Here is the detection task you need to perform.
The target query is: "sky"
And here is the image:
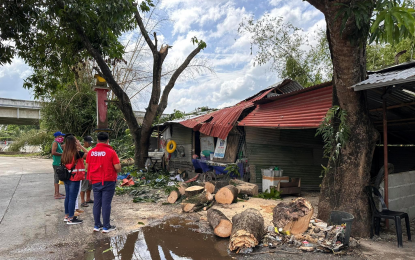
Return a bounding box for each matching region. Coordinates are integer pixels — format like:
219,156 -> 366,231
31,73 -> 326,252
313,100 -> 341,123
0,0 -> 325,114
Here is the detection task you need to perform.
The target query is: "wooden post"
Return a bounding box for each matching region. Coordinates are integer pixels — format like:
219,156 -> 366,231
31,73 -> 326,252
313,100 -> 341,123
382,87 -> 389,229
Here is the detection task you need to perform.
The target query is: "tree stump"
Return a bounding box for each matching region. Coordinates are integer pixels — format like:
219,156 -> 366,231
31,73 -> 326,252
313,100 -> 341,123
167,190 -> 181,204
178,183 -> 188,195
215,185 -> 238,204
181,191 -> 213,213
229,208 -> 264,252
229,179 -> 258,196
272,197 -> 313,235
207,209 -> 232,238
184,185 -> 204,197
204,182 -> 215,194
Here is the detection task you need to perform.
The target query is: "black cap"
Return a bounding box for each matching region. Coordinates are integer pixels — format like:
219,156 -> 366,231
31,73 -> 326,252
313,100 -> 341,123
84,136 -> 94,143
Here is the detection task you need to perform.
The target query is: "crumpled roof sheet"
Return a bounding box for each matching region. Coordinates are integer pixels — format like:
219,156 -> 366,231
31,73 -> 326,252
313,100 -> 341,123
353,67 -> 415,90
239,85 -> 332,128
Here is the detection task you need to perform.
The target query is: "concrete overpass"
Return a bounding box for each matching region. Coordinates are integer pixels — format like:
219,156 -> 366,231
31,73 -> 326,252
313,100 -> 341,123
0,98 -> 165,125
0,98 -> 42,125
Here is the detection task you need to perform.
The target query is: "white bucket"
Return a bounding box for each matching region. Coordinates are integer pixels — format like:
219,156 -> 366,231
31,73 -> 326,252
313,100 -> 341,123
262,175 -> 288,192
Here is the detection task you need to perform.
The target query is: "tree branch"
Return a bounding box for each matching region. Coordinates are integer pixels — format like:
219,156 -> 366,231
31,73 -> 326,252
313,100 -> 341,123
306,0 -> 326,14
156,44 -> 204,115
134,7 -> 156,53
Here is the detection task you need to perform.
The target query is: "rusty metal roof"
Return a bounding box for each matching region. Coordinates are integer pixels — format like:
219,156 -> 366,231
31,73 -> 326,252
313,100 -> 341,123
180,79 -> 304,139
239,85 -> 333,128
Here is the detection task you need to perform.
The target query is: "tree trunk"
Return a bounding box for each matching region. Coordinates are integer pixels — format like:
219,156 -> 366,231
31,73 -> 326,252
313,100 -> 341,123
181,191 -> 213,213
215,185 -> 238,204
207,208 -> 232,238
272,197 -> 313,235
229,208 -> 264,252
306,0 -> 379,237
167,190 -> 181,204
229,179 -> 258,196
184,186 -> 205,197
204,182 -> 215,194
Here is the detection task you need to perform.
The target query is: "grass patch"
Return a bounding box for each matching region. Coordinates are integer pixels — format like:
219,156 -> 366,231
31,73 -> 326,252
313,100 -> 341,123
0,153 -> 41,157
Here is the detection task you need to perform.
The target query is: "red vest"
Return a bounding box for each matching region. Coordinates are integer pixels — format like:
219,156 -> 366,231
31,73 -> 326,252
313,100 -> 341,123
86,143 -> 120,185
65,156 -> 86,182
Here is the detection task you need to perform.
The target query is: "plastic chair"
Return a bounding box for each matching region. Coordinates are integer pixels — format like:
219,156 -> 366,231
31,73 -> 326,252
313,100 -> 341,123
365,186 -> 411,247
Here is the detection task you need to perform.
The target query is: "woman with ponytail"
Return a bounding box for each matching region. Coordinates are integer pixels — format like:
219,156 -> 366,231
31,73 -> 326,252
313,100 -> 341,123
61,135 -> 88,224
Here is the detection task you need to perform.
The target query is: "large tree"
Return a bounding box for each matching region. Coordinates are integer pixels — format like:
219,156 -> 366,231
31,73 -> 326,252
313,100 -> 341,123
305,0 -> 414,236
243,0 -> 415,236
0,0 -> 206,167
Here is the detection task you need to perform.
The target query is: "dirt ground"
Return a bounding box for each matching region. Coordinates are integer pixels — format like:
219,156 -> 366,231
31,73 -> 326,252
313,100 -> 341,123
1,156 -> 414,260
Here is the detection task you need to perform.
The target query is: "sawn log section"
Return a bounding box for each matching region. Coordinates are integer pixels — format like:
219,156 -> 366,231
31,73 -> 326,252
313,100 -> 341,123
207,208 -> 232,238
229,208 -> 264,252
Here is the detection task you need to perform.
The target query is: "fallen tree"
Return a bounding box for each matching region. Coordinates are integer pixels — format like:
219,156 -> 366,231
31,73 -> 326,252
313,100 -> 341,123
215,185 -> 238,204
167,190 -> 181,204
229,208 -> 264,252
272,197 -> 313,235
185,186 -> 204,197
204,182 -> 215,194
229,179 -> 258,196
207,208 -> 232,238
181,191 -> 213,213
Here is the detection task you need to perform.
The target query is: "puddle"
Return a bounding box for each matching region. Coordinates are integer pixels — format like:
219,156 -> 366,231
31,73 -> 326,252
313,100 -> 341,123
80,218 -> 233,260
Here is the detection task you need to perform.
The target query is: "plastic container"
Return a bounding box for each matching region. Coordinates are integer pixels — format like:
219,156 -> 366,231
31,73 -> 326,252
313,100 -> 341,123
209,152 -> 214,160
329,211 -> 354,246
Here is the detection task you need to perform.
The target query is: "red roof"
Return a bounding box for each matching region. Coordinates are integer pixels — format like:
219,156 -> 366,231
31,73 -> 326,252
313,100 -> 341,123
239,85 -> 333,128
180,87 -> 275,139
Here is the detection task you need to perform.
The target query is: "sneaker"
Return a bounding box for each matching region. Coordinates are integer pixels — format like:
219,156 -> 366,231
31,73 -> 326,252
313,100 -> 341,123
64,217 -> 69,222
93,225 -> 103,232
67,217 -> 83,225
102,225 -> 116,233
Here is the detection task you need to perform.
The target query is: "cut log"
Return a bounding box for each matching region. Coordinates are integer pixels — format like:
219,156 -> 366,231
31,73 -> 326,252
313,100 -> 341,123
272,197 -> 313,235
215,185 -> 238,204
204,182 -> 215,194
181,191 -> 214,213
229,179 -> 258,196
167,190 -> 181,204
178,183 -> 188,195
185,185 -> 204,197
229,208 -> 264,252
207,208 -> 232,238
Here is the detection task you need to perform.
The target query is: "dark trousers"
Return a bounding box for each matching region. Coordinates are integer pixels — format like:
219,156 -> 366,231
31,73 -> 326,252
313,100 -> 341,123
64,180 -> 81,218
92,181 -> 116,228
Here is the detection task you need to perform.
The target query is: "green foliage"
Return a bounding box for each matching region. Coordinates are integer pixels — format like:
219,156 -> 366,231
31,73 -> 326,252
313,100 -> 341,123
255,187 -> 281,200
40,76 -> 96,137
191,36 -> 207,50
224,164 -> 240,177
239,15 -> 332,87
316,106 -> 350,176
111,129 -> 134,160
367,38 -> 414,70
154,109 -> 186,125
370,1 -> 415,45
7,129 -> 54,155
0,0 -> 137,95
335,1 -> 374,45
0,125 -> 40,141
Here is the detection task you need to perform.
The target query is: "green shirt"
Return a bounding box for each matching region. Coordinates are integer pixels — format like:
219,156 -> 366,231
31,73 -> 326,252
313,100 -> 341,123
52,141 -> 63,166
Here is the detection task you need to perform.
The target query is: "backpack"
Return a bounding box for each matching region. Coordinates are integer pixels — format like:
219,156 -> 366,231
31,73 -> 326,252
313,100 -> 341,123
56,163 -> 76,181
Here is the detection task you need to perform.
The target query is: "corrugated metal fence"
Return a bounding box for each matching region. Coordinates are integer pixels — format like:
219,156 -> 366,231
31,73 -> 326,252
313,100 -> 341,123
245,127 -> 326,191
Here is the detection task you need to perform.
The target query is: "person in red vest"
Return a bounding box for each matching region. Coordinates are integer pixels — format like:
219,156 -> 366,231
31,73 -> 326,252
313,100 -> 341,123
61,135 -> 88,224
86,132 -> 121,233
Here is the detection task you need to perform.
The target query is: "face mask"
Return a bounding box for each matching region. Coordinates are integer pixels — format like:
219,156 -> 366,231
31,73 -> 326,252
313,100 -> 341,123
55,137 -> 64,143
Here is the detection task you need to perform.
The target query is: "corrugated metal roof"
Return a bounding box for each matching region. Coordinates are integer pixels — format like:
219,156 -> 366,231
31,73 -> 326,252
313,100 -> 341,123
180,79 -> 304,139
239,85 -> 332,128
353,67 -> 415,91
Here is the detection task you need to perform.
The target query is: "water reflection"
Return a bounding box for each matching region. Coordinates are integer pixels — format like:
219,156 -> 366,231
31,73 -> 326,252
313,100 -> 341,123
83,218 -> 232,260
